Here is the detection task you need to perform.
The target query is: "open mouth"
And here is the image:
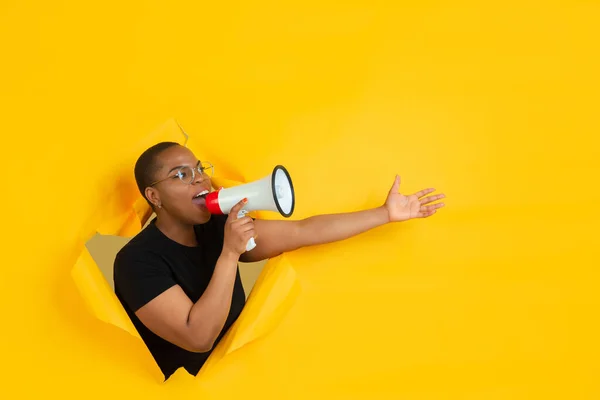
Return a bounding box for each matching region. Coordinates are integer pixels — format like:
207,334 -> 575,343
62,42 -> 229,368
192,190 -> 210,207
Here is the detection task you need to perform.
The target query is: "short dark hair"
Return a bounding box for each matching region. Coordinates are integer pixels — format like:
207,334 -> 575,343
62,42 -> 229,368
134,141 -> 180,205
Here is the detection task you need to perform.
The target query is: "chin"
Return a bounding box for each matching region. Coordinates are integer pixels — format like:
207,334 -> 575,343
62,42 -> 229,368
192,210 -> 212,225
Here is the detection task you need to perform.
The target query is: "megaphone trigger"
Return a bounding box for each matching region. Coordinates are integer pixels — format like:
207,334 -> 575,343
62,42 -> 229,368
246,236 -> 257,252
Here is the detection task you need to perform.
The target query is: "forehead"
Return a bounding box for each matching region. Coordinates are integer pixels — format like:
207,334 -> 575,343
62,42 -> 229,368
156,145 -> 198,169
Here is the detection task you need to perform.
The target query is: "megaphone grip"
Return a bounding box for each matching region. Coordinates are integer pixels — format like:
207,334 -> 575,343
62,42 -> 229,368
246,237 -> 256,252
236,209 -> 256,252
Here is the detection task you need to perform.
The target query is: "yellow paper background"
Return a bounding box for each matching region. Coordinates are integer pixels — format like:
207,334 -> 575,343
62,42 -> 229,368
1,1 -> 599,398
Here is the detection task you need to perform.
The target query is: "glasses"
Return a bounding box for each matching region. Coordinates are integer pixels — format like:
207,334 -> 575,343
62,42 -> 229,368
149,160 -> 214,187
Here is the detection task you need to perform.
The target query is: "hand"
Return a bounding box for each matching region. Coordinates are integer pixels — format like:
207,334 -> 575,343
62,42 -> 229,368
383,175 -> 445,222
222,198 -> 256,256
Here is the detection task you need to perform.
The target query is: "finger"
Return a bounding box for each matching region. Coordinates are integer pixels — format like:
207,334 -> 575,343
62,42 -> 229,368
413,188 -> 436,198
420,203 -> 444,213
418,209 -> 437,218
233,216 -> 254,226
239,225 -> 256,235
420,194 -> 445,205
229,198 -> 248,219
389,175 -> 401,194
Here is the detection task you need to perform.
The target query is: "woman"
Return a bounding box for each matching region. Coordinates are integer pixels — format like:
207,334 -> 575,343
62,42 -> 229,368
114,141 -> 445,380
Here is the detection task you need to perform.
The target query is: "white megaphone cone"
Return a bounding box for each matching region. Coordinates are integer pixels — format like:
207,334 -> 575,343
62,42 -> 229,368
204,165 -> 295,251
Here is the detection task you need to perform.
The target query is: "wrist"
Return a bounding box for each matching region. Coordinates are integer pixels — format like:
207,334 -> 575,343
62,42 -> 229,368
374,205 -> 391,224
219,249 -> 240,264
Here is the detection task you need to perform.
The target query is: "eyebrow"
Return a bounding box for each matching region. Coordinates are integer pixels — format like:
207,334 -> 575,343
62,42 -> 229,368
167,165 -> 184,174
166,160 -> 200,175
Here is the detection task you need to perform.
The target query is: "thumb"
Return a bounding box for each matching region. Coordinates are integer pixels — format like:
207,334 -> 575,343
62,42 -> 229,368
389,174 -> 401,194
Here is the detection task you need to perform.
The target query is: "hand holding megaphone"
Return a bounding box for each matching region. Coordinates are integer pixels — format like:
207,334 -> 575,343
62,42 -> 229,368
236,208 -> 257,251
221,198 -> 258,255
206,165 -> 295,252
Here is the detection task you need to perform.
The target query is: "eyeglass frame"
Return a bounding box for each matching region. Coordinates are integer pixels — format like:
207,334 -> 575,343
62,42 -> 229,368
149,160 -> 214,187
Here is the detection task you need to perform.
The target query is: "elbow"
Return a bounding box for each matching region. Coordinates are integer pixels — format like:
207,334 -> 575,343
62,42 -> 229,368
295,220 -> 314,249
184,327 -> 220,353
187,336 -> 215,353
181,314 -> 224,353
192,343 -> 214,353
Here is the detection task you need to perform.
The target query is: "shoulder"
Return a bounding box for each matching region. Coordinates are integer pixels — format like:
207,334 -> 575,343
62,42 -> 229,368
113,227 -> 177,311
113,224 -> 168,281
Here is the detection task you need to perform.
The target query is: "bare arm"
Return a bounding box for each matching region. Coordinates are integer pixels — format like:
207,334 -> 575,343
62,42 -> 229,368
296,206 -> 390,246
240,206 -> 389,263
135,250 -> 240,352
240,176 -> 445,263
134,199 -> 255,353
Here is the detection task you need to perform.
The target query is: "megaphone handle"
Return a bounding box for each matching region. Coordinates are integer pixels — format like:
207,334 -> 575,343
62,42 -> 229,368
237,209 -> 257,252
246,237 -> 256,252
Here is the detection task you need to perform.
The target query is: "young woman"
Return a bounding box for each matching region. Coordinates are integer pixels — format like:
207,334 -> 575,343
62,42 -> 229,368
114,141 -> 445,380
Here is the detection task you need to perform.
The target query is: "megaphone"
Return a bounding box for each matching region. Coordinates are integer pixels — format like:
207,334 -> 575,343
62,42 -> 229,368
205,165 -> 295,251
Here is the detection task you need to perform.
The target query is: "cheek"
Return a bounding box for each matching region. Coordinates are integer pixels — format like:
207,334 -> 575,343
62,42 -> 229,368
163,186 -> 192,206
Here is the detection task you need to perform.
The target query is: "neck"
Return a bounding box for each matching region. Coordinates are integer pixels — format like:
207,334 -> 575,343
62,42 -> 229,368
154,213 -> 198,247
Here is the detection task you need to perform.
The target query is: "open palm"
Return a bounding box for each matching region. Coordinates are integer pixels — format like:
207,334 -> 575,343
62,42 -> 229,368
384,175 -> 445,222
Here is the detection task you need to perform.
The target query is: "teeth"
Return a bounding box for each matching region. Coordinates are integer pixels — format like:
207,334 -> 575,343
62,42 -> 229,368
194,190 -> 209,198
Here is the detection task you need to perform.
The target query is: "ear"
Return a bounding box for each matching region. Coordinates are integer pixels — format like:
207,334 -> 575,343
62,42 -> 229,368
145,187 -> 161,208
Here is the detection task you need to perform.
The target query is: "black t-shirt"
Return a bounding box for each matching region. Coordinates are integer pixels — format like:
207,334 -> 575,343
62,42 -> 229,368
113,214 -> 246,380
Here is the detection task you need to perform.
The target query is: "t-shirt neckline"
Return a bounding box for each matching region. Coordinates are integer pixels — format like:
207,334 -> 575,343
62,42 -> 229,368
148,218 -> 203,250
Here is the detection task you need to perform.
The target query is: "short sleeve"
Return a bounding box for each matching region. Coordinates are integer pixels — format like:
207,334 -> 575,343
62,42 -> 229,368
113,250 -> 177,312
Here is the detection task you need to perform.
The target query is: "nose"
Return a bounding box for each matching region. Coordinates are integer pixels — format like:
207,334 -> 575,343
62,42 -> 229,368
193,170 -> 208,184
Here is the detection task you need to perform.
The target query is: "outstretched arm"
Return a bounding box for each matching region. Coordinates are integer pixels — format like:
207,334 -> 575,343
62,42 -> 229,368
240,175 -> 445,263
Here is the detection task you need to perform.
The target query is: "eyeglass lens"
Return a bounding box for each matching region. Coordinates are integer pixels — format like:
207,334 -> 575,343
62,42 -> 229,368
177,162 -> 213,184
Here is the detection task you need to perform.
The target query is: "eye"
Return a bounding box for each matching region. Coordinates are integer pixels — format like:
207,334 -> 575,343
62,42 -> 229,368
176,171 -> 188,179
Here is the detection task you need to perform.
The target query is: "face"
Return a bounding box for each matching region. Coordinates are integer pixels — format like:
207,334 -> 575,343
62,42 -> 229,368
145,145 -> 214,225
